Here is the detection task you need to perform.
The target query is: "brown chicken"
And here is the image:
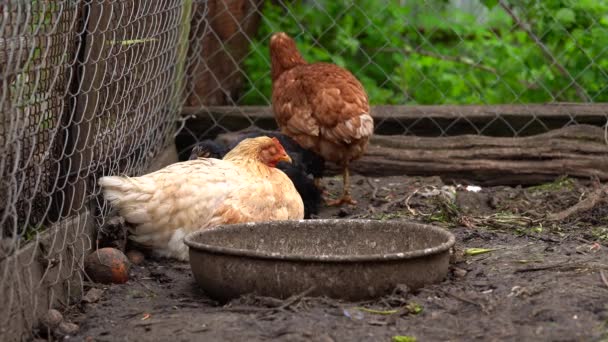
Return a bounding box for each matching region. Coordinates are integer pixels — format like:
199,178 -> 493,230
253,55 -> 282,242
98,136 -> 304,261
270,32 -> 374,206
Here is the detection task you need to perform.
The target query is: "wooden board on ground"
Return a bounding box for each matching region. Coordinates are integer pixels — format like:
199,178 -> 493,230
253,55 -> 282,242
182,103 -> 608,138
215,124 -> 608,186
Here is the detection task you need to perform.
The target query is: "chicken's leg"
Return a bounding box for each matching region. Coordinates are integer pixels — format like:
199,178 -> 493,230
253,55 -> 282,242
325,165 -> 356,206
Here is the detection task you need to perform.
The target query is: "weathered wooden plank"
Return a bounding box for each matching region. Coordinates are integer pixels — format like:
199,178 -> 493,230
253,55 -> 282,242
185,0 -> 263,106
347,124 -> 608,185
63,0 -> 110,217
213,124 -> 608,186
181,103 -> 608,138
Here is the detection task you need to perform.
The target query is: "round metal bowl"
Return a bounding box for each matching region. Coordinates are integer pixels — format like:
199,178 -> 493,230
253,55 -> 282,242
184,219 -> 455,301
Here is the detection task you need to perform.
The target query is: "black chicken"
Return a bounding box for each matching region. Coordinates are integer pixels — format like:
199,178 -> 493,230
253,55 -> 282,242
189,131 -> 325,219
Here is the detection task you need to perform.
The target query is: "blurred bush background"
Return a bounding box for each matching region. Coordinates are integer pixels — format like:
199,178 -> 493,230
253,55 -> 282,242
239,0 -> 608,105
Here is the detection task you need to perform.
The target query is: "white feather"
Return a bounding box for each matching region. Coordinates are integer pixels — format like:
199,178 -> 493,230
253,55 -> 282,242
98,158 -> 304,261
358,113 -> 374,138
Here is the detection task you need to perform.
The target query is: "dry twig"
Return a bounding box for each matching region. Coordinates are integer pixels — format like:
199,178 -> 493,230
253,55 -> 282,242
547,184 -> 607,222
275,286 -> 317,311
366,178 -> 379,200
441,290 -> 488,314
225,286 -> 317,315
514,258 -> 595,273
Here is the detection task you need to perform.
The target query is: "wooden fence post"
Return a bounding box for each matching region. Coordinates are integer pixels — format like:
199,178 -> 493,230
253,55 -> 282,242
174,0 -> 193,109
63,0 -> 111,217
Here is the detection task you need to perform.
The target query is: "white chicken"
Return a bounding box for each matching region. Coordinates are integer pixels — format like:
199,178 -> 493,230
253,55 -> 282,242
98,136 -> 304,261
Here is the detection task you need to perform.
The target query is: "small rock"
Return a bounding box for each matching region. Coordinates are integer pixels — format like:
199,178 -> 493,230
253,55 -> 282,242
126,249 -> 145,265
317,334 -> 335,342
56,322 -> 79,336
456,190 -> 492,216
84,247 -> 130,284
337,208 -> 350,217
82,288 -> 104,304
508,285 -> 527,297
40,309 -> 63,330
452,267 -> 468,278
392,284 -> 410,296
449,247 -> 466,264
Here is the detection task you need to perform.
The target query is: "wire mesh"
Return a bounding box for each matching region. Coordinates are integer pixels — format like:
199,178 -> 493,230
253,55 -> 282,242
181,0 -> 608,148
1,0 -> 608,339
0,0 -> 188,339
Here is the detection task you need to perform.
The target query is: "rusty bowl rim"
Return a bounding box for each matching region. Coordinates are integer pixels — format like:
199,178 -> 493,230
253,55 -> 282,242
184,219 -> 455,263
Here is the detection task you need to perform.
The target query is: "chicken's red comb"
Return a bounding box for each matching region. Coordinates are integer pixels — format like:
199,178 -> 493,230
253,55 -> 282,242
271,137 -> 285,150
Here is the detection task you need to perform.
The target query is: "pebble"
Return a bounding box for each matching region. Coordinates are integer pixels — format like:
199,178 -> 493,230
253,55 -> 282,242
82,288 -> 104,304
57,322 -> 79,336
40,309 -> 63,330
126,249 -> 145,265
452,267 -> 468,278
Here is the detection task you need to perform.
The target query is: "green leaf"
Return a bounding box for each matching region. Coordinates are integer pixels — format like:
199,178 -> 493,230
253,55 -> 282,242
555,8 -> 576,25
354,307 -> 398,315
465,248 -> 496,256
392,336 -> 417,342
241,0 -> 608,105
481,0 -> 498,9
406,302 -> 423,314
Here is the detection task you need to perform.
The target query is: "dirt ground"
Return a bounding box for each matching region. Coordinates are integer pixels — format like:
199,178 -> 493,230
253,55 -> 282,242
59,175 -> 608,342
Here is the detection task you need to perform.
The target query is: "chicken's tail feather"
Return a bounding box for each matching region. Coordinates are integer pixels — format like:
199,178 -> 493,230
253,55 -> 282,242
98,176 -> 157,223
98,175 -> 189,261
99,175 -> 155,198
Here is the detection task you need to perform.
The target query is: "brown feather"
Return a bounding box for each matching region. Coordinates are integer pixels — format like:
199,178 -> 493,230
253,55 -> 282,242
270,32 -> 373,165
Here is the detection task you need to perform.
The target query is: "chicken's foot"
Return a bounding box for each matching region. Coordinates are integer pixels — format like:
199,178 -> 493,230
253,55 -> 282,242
325,166 -> 357,206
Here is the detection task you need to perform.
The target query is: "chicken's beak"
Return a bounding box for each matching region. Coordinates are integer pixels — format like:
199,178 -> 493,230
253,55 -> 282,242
278,153 -> 292,164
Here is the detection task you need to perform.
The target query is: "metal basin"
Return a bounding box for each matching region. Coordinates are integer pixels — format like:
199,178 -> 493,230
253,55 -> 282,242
184,219 -> 455,301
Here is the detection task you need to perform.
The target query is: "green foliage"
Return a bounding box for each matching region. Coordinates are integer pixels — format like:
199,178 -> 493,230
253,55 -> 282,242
240,0 -> 608,105
527,176 -> 575,192
591,227 -> 608,241
393,336 -> 417,342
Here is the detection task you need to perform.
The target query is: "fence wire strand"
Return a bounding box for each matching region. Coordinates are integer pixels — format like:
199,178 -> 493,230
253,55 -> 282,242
1,0 -> 607,339
0,0 -> 188,339
181,0 -> 608,149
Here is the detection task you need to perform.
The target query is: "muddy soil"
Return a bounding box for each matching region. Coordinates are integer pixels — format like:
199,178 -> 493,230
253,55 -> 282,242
62,175 -> 608,342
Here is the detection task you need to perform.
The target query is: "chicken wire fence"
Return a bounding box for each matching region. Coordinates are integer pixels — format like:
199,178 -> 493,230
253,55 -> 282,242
0,0 -> 190,339
1,0 -> 607,339
182,0 -> 608,147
